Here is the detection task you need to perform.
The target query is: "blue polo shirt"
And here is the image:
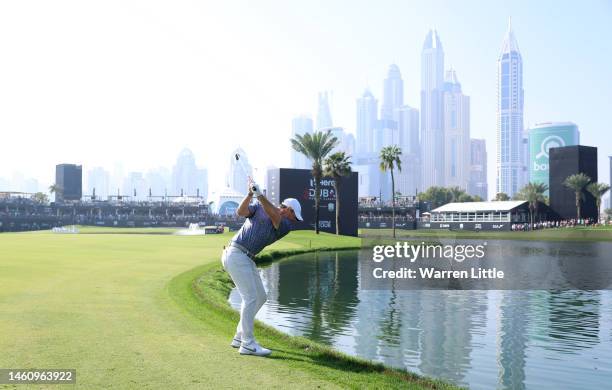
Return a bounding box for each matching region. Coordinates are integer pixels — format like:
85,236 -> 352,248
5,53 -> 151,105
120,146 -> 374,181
231,200 -> 292,255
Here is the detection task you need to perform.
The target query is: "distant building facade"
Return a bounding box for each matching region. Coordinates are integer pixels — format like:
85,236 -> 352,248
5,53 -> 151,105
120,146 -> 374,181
469,139 -> 488,200
421,30 -> 446,190
290,115 -> 313,169
496,19 -> 527,198
528,122 -> 580,195
172,148 -> 208,200
549,145 -> 598,220
443,69 -> 470,190
55,164 -> 82,202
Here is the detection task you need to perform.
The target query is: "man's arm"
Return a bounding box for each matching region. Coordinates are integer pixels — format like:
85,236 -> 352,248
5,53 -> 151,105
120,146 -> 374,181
256,195 -> 281,229
236,193 -> 254,217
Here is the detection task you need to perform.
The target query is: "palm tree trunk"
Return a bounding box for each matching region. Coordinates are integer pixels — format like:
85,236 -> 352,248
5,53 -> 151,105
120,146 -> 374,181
576,192 -> 581,220
334,180 -> 340,235
391,169 -> 396,239
314,175 -> 320,234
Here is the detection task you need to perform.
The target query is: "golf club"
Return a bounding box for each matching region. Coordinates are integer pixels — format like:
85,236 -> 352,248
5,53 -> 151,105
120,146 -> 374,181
235,153 -> 259,194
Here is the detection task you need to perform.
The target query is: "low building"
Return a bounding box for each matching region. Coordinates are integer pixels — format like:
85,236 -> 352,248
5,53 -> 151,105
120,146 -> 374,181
418,200 -> 553,231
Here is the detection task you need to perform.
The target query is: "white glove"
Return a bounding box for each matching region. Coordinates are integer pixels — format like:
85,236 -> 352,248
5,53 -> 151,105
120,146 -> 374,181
250,182 -> 263,198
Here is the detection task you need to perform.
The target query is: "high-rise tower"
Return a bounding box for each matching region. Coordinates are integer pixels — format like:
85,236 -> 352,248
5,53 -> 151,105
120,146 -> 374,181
316,91 -> 333,130
443,68 -> 470,190
420,30 -> 445,190
496,18 -> 526,197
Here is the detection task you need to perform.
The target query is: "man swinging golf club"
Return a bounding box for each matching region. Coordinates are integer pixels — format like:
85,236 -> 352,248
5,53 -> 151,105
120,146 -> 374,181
221,177 -> 303,357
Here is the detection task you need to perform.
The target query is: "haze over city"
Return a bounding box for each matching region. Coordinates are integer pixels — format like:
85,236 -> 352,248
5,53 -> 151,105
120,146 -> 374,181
1,0 -> 610,200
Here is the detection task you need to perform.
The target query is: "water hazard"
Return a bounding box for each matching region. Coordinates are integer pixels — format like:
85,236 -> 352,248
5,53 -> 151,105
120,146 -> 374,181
229,242 -> 612,389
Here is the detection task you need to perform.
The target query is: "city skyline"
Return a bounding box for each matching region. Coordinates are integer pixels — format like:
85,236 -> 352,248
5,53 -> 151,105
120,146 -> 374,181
1,1 -> 611,199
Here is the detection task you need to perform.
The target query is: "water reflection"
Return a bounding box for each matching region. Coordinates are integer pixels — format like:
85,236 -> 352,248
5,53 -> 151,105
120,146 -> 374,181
229,244 -> 612,390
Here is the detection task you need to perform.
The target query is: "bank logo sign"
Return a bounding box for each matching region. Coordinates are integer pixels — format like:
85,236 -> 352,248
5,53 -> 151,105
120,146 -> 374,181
529,125 -> 579,193
534,135 -> 565,171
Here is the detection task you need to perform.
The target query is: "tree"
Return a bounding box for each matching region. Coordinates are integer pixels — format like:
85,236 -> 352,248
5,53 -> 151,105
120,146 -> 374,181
323,152 -> 352,235
379,145 -> 402,238
31,192 -> 49,204
563,173 -> 592,220
448,187 -> 464,202
517,182 -> 548,228
291,129 -> 338,234
495,192 -> 510,201
48,184 -> 61,202
605,208 -> 612,222
586,182 -> 610,221
418,187 -> 451,209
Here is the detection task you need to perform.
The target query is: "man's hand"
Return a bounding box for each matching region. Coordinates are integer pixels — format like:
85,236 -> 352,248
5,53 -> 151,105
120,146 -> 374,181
249,179 -> 263,198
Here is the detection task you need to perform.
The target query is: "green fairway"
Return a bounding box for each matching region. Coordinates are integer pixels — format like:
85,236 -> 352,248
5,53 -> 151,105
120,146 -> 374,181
0,229 -> 458,389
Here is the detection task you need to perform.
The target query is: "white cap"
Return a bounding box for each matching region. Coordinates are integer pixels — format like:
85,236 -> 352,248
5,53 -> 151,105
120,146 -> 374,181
282,198 -> 303,221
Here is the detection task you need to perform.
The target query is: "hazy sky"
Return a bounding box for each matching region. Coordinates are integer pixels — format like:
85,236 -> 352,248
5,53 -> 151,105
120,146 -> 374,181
1,0 -> 611,198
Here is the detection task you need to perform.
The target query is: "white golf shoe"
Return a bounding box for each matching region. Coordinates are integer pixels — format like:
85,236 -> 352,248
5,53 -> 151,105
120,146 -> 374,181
230,337 -> 242,348
239,341 -> 272,357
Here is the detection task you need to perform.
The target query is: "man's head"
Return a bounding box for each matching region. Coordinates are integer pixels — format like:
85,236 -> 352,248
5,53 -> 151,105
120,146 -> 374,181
279,198 -> 303,222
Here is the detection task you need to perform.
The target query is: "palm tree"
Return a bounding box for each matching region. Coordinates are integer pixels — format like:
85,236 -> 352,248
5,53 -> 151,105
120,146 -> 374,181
586,182 -> 611,222
323,152 -> 352,235
291,129 -> 339,234
563,173 -> 592,220
379,145 -> 402,238
519,182 -> 549,228
48,183 -> 61,202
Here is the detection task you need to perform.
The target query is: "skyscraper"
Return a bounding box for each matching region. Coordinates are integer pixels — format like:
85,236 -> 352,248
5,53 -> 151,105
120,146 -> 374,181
443,68 -> 470,190
228,147 -> 253,195
496,18 -> 526,197
356,89 -> 378,155
396,105 -> 420,195
420,29 -> 445,191
172,148 -> 208,200
469,139 -> 488,200
55,164 -> 82,202
381,64 -> 404,121
87,167 -> 110,200
316,91 -> 333,130
290,115 -> 313,169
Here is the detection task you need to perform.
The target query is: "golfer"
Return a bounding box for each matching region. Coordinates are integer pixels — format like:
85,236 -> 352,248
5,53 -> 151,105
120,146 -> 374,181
221,179 -> 303,356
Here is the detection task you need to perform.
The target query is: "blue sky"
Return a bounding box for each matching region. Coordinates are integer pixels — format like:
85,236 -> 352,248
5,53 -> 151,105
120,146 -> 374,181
0,0 -> 610,198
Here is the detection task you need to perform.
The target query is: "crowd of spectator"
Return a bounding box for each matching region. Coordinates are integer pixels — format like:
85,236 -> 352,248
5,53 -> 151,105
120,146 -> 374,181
511,218 -> 603,231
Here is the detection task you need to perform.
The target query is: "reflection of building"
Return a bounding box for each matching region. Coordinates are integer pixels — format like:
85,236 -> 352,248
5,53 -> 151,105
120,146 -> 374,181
528,122 -> 580,196
172,148 -> 208,200
228,148 -> 252,195
443,69 -> 470,190
290,115 -> 313,169
549,145 -> 598,220
421,30 -> 445,190
55,164 -> 82,202
469,139 -> 488,200
497,291 -> 528,390
496,18 -> 526,198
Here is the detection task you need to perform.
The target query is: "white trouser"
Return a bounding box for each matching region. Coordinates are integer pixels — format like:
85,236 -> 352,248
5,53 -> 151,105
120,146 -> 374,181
221,245 -> 267,345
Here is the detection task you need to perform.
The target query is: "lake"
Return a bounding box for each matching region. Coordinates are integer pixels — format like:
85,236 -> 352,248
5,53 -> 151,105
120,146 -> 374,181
229,242 -> 612,390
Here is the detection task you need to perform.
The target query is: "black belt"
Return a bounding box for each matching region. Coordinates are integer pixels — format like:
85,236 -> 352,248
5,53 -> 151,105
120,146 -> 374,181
228,241 -> 256,260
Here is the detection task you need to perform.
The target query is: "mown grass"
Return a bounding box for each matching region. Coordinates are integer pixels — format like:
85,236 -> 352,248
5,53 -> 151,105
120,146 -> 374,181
0,229 -> 462,389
